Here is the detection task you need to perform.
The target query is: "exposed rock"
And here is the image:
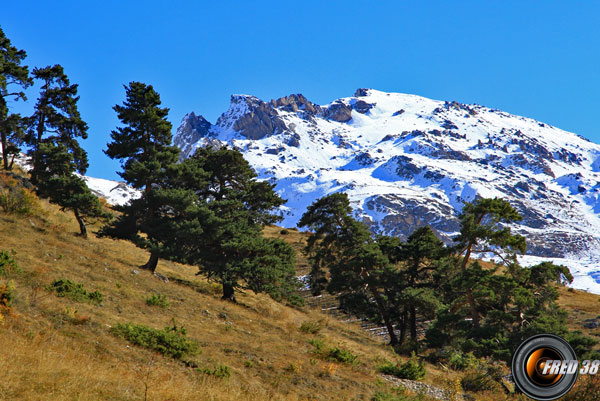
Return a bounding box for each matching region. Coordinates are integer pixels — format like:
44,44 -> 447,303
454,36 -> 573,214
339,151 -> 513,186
323,101 -> 352,122
270,94 -> 322,117
392,109 -> 405,116
353,100 -> 375,114
265,146 -> 285,155
381,375 -> 470,401
284,132 -> 301,147
354,88 -> 370,97
216,95 -> 287,140
175,112 -> 213,158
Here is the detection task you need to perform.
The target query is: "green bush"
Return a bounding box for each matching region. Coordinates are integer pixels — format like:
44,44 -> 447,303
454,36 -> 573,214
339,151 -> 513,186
145,293 -> 170,308
0,250 -> 21,278
280,229 -> 289,235
308,339 -> 358,365
299,320 -> 321,334
111,321 -> 199,359
448,350 -> 477,371
198,364 -> 231,378
50,279 -> 103,305
378,353 -> 425,381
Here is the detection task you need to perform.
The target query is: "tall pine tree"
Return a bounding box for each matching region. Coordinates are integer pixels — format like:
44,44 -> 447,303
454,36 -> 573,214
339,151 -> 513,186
27,65 -> 106,237
0,27 -> 32,170
180,146 -> 299,302
103,82 -> 179,271
27,65 -> 88,172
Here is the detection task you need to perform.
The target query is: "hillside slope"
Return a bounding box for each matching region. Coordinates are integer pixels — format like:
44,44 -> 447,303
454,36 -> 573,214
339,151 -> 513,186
174,89 -> 600,292
0,185 -> 455,401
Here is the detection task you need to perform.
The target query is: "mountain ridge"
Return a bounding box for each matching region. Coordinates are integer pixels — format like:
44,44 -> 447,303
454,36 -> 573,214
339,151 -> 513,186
172,88 -> 600,293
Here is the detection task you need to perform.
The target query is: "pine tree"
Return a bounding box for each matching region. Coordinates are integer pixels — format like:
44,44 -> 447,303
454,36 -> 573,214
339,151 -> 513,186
27,65 -> 88,172
180,146 -> 299,302
299,193 -> 402,345
103,82 -> 179,271
452,197 -> 526,329
30,141 -> 108,237
0,27 -> 32,170
26,65 -> 105,237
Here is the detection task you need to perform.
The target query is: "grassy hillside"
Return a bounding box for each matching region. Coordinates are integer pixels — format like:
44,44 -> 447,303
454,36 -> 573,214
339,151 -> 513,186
1,171 -> 598,401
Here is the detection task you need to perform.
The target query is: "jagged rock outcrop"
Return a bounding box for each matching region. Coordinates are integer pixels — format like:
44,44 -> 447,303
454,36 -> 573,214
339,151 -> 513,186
174,112 -> 212,158
173,88 -> 600,292
323,100 -> 353,122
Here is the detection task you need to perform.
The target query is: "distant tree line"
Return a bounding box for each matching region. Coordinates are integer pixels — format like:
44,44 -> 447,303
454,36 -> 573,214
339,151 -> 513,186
299,194 -> 598,360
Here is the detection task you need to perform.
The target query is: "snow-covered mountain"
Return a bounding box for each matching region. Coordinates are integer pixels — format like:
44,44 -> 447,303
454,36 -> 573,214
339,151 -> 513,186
174,88 -> 600,292
82,175 -> 140,206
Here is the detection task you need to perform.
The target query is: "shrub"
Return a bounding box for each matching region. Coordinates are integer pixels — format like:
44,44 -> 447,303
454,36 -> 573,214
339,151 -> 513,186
280,229 -> 289,235
50,279 -> 103,305
0,281 -> 16,323
371,391 -> 412,401
111,321 -> 199,359
308,339 -> 358,365
198,364 -> 231,378
0,250 -> 21,278
145,293 -> 170,308
378,353 -> 425,381
448,350 -> 477,371
299,320 -> 321,334
460,363 -> 503,393
0,174 -> 39,215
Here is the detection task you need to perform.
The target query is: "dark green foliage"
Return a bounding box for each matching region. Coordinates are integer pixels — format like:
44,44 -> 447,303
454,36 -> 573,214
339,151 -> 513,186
111,321 -> 199,359
171,146 -> 300,302
30,142 -> 108,237
377,354 -> 426,381
145,293 -> 170,308
0,27 -> 32,170
104,81 -> 179,190
27,65 -> 88,173
198,364 -> 231,378
308,339 -> 358,364
102,82 -> 180,271
25,66 -> 105,237
50,279 -> 103,305
0,249 -> 21,278
299,193 -> 446,349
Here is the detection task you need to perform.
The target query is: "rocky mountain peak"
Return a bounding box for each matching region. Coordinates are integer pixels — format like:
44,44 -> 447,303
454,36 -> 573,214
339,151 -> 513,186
173,89 -> 600,292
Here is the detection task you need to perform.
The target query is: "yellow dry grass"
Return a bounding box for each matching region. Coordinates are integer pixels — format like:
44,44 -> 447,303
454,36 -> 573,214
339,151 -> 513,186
0,192 -> 442,401
2,180 -> 597,401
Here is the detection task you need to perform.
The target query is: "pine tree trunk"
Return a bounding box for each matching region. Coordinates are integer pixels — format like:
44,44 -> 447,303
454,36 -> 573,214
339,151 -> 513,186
398,308 -> 408,346
73,208 -> 88,239
1,132 -> 8,170
460,245 -> 480,329
409,305 -> 417,341
370,288 -> 399,345
141,252 -> 159,273
222,283 -> 237,302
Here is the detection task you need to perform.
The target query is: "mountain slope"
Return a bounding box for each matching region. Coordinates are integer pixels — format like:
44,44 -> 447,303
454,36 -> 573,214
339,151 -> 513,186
174,88 -> 600,292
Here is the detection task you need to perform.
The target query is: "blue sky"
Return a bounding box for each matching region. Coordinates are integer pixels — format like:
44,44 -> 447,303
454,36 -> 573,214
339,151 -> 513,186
3,1 -> 600,180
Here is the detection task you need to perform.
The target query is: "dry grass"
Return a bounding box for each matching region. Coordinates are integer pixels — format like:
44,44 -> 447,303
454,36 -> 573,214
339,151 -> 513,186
2,184 -> 597,401
0,194 -> 437,401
